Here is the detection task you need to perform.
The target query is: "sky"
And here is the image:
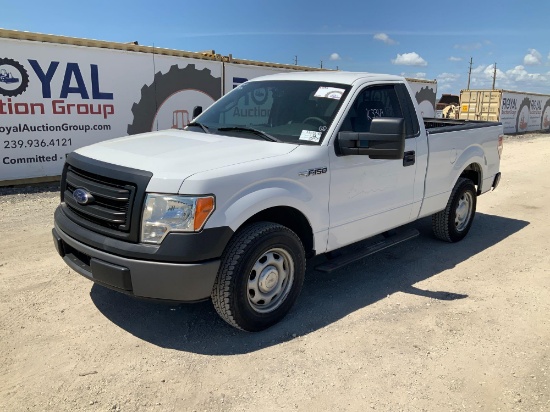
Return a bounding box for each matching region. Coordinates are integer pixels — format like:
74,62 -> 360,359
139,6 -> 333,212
3,0 -> 550,97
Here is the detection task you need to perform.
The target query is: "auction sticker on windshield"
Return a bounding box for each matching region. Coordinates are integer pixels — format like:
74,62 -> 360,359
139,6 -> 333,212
299,130 -> 322,142
314,87 -> 345,100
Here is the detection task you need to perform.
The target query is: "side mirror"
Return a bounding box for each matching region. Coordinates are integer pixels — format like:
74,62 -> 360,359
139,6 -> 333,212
337,118 -> 405,159
192,106 -> 203,118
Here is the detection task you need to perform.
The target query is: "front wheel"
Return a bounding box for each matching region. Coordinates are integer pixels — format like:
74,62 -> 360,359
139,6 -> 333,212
432,178 -> 477,242
211,222 -> 305,331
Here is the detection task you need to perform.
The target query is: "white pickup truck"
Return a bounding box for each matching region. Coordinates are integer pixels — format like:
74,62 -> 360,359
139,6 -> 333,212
52,71 -> 503,331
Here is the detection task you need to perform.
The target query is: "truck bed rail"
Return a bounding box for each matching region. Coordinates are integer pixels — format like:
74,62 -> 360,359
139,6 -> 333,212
424,118 -> 501,134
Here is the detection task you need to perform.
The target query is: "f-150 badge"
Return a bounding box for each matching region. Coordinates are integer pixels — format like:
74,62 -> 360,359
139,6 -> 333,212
299,167 -> 327,177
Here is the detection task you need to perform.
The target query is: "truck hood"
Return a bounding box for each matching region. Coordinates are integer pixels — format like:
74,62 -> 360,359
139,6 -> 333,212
76,129 -> 298,193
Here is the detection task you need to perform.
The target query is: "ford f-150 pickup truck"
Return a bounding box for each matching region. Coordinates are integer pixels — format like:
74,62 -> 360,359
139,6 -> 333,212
52,71 -> 503,331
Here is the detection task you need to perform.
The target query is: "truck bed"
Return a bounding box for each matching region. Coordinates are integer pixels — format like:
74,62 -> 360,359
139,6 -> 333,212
418,118 -> 502,219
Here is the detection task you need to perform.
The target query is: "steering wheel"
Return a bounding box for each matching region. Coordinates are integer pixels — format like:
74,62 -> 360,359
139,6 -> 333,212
302,117 -> 327,127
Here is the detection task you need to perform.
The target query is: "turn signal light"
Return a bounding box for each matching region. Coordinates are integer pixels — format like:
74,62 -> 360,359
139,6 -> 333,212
194,196 -> 215,231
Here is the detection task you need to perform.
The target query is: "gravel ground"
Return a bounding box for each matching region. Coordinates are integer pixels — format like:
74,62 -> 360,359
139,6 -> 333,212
1,133 -> 549,411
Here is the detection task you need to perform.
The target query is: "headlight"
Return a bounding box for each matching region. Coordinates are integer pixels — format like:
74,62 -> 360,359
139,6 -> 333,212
141,194 -> 215,244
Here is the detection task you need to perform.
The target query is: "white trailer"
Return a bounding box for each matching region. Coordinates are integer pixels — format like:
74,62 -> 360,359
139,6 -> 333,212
459,89 -> 550,134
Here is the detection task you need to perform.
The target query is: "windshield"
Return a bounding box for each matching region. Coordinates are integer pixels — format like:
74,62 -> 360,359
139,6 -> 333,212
190,80 -> 351,144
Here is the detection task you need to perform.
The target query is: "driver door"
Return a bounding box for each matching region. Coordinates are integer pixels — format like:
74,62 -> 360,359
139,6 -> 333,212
327,83 -> 418,251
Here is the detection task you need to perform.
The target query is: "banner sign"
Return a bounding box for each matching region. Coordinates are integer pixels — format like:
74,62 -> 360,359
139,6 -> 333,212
500,92 -> 550,134
0,38 -> 222,181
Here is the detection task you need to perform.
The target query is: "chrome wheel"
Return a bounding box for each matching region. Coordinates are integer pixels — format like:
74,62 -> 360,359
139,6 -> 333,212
455,191 -> 474,232
247,248 -> 294,314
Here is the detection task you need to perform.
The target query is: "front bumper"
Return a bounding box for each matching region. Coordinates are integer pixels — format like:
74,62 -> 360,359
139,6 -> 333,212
53,224 -> 221,302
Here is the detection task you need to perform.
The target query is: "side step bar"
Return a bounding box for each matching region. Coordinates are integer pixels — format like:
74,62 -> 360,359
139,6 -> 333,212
315,228 -> 419,273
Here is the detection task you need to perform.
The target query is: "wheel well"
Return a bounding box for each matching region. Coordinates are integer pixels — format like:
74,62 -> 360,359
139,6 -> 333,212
241,207 -> 315,257
460,163 -> 482,194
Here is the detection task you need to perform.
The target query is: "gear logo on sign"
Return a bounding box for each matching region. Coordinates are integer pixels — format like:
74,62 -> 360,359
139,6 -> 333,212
127,64 -> 222,135
0,58 -> 29,97
516,97 -> 530,132
415,86 -> 436,118
542,98 -> 550,130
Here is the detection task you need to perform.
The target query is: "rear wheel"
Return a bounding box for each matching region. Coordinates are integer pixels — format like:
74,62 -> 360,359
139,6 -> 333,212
432,178 -> 477,242
211,222 -> 305,331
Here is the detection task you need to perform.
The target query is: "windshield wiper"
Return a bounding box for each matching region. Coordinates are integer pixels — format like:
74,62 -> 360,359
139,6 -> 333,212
217,126 -> 281,142
185,122 -> 210,134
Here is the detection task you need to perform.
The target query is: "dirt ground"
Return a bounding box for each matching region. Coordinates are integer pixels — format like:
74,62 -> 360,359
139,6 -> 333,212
1,134 -> 549,412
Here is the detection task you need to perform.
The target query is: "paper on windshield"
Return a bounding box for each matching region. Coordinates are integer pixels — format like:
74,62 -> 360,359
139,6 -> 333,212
314,87 -> 345,100
299,130 -> 322,142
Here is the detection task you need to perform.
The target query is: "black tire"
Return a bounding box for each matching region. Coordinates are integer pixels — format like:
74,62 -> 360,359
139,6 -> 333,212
515,97 -> 530,133
0,58 -> 29,97
432,178 -> 477,243
127,64 -> 221,135
211,222 -> 306,332
541,98 -> 550,131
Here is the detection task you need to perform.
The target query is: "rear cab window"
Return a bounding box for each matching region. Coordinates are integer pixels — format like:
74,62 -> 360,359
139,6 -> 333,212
339,83 -> 420,138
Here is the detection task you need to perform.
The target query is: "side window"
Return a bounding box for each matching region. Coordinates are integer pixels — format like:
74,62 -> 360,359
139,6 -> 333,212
340,85 -> 403,133
395,83 -> 421,138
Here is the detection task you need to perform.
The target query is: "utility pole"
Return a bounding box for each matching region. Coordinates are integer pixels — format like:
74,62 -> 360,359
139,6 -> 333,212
320,60 -> 323,69
467,57 -> 473,90
492,63 -> 497,90
294,55 -> 298,65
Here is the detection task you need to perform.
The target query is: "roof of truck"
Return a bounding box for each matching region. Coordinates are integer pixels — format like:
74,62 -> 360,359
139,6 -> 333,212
247,70 -> 405,85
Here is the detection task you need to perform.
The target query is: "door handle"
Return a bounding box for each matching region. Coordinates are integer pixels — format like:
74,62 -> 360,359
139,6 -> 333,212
403,151 -> 415,166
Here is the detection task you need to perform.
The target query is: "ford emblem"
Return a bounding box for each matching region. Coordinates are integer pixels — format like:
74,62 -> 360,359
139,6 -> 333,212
73,188 -> 94,205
